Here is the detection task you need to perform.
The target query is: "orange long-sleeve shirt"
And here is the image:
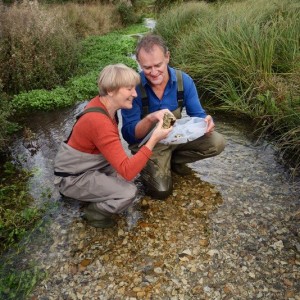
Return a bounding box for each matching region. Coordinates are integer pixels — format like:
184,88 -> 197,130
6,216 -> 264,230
68,96 -> 152,181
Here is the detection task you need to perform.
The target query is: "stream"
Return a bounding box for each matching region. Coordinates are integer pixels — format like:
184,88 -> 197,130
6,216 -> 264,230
5,102 -> 300,299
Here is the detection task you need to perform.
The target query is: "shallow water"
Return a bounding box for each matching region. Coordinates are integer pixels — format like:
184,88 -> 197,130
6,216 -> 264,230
3,102 -> 300,299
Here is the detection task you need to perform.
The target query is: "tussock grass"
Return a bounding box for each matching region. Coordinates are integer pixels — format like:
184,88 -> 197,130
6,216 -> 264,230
0,0 -> 79,94
57,3 -> 122,38
154,1 -> 212,50
155,0 -> 300,173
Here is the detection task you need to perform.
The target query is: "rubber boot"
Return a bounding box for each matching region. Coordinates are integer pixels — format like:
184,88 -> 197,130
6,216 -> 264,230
82,203 -> 116,228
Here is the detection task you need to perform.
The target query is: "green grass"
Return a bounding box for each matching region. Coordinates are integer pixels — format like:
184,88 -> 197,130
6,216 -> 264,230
155,0 -> 300,173
12,30 -> 140,112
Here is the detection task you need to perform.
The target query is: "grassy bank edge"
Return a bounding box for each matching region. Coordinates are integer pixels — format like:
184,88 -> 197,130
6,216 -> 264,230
154,0 -> 300,175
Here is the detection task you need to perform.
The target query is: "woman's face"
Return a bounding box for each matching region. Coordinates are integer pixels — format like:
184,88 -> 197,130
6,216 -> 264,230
112,86 -> 137,110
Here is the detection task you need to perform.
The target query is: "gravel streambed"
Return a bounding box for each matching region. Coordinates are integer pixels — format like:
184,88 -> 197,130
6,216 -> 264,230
30,173 -> 223,300
30,116 -> 300,299
4,105 -> 299,300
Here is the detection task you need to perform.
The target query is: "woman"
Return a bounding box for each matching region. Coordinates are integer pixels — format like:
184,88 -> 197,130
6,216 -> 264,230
54,64 -> 173,228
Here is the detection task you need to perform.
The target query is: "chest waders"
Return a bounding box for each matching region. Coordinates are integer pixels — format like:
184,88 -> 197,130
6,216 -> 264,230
129,70 -> 185,200
134,69 -> 225,200
53,106 -> 138,226
54,107 -> 113,178
139,69 -> 184,119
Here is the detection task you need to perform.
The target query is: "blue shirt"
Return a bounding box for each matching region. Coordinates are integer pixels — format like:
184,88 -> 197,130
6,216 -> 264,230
121,66 -> 207,144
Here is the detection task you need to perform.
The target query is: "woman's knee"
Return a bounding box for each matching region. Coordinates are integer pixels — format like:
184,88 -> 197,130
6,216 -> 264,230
123,183 -> 138,201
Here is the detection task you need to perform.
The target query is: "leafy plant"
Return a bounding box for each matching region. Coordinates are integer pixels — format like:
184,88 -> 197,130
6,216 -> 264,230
12,33 -> 138,111
0,161 -> 46,254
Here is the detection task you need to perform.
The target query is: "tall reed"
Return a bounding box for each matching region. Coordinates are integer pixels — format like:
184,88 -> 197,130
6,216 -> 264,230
0,0 -> 79,94
57,2 -> 122,38
155,0 -> 300,172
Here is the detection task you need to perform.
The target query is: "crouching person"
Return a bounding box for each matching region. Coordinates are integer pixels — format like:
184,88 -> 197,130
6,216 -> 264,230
54,64 -> 173,228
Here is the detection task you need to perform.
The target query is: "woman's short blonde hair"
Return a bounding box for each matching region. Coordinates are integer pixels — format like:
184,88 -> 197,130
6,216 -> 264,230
98,63 -> 140,96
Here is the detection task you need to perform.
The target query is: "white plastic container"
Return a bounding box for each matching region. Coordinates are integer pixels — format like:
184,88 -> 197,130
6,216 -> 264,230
160,117 -> 207,145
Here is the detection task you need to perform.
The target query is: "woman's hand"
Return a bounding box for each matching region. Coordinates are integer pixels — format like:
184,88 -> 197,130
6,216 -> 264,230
147,109 -> 175,123
145,119 -> 173,150
135,109 -> 175,140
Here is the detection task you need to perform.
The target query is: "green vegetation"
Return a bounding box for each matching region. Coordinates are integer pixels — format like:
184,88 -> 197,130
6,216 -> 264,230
13,33 -> 138,111
0,161 -> 51,299
155,0 -> 300,173
0,161 -> 48,255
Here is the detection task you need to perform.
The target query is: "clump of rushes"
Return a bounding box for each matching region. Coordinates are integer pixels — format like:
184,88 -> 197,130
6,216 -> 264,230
0,0 -> 79,95
155,0 -> 300,174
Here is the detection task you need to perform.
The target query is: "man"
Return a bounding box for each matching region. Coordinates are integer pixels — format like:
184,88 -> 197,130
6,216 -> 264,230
121,34 -> 225,200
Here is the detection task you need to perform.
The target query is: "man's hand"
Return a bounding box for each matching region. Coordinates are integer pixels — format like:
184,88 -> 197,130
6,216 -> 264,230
205,115 -> 215,133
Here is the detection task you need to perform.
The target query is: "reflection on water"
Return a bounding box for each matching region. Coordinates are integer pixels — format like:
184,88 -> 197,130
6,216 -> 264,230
10,103 -> 299,211
191,114 -> 299,196
3,102 -> 299,299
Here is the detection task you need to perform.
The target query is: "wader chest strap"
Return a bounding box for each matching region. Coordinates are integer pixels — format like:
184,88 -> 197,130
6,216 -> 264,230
65,106 -> 110,143
140,69 -> 184,118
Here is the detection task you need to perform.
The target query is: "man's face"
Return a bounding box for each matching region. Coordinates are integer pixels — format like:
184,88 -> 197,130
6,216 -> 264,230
137,45 -> 170,87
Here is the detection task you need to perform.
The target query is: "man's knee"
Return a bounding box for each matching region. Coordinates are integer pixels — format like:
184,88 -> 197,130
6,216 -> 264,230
214,132 -> 226,155
143,176 -> 172,200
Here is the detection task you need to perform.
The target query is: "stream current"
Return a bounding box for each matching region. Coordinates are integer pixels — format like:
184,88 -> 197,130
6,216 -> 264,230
7,101 -> 300,299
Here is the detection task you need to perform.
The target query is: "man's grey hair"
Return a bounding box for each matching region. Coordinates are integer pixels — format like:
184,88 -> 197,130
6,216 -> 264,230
135,33 -> 169,61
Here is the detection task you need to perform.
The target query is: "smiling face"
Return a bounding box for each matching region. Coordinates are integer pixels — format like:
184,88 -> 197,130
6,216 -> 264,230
110,86 -> 137,110
137,44 -> 170,87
